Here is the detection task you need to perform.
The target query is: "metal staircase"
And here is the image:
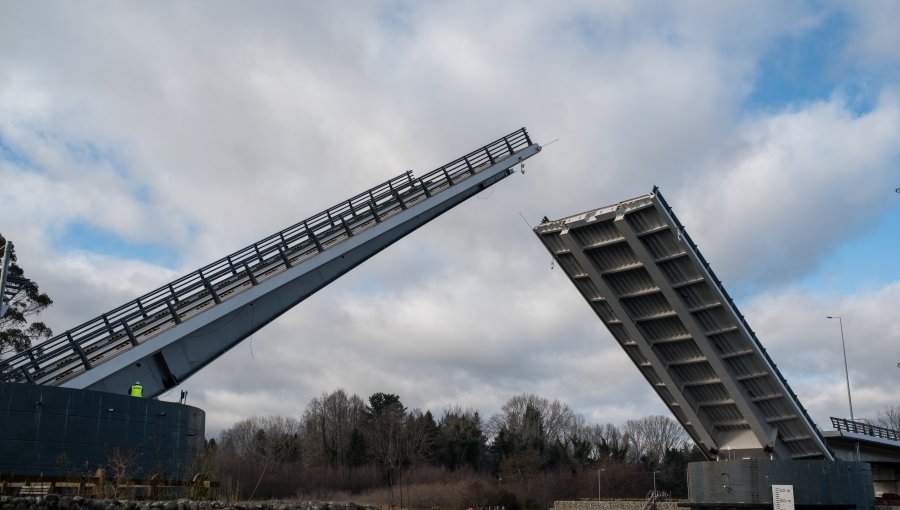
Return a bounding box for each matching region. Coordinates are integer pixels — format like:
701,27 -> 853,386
641,490 -> 667,510
0,128 -> 541,398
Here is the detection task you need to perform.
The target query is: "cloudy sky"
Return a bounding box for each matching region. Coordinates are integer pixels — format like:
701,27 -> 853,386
1,1 -> 898,438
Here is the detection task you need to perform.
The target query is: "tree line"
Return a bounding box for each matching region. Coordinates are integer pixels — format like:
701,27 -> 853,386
7,235 -> 898,507
203,389 -> 702,508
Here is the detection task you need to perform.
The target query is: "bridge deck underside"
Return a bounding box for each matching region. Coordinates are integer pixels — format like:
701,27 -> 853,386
534,191 -> 831,461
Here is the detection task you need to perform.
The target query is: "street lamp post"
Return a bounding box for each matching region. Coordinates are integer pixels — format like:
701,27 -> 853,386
826,316 -> 854,421
598,467 -> 605,501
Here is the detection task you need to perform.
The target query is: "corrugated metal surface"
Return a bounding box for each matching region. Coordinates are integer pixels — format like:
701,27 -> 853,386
636,316 -> 690,341
534,190 -> 832,460
570,221 -> 624,247
0,382 -> 205,479
659,257 -> 703,285
556,253 -> 587,278
622,292 -> 674,320
604,268 -> 658,296
652,340 -> 704,362
688,460 -> 872,510
585,242 -> 640,273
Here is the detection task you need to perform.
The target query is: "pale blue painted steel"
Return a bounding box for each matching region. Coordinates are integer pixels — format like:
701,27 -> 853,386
0,129 -> 540,399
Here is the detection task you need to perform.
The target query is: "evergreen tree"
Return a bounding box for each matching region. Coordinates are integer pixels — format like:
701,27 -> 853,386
657,446 -> 690,498
365,392 -> 407,480
368,392 -> 404,417
346,427 -> 367,468
0,234 -> 53,359
437,407 -> 486,471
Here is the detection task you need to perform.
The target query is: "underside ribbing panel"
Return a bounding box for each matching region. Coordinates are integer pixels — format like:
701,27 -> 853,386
533,188 -> 832,461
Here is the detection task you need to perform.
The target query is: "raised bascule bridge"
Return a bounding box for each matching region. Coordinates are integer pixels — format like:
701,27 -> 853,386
534,188 -> 900,510
3,131 -> 897,504
0,128 -> 541,482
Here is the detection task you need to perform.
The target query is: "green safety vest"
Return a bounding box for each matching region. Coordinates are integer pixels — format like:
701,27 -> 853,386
130,384 -> 143,397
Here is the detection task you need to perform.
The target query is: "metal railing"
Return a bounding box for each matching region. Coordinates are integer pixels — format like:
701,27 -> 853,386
0,128 -> 534,386
831,417 -> 900,442
2,275 -> 28,299
654,187 -> 834,460
641,490 -> 669,510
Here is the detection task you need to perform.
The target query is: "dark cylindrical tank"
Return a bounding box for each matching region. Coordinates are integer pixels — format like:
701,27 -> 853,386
0,383 -> 205,480
688,459 -> 873,510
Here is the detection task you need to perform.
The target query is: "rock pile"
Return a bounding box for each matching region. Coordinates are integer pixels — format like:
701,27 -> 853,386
0,496 -> 380,510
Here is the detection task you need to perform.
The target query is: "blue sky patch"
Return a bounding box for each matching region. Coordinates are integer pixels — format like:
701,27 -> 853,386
64,138 -> 133,178
59,222 -> 181,269
800,198 -> 900,294
725,196 -> 900,304
0,135 -> 36,170
743,9 -> 854,114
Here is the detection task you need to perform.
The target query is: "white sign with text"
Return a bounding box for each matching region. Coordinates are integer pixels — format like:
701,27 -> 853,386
773,485 -> 795,510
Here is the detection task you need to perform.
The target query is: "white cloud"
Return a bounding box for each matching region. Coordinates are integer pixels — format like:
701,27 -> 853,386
675,93 -> 900,289
1,1 -> 898,441
742,282 -> 900,427
843,1 -> 900,71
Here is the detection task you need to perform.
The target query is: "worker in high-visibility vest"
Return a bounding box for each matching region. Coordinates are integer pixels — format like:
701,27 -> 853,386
129,381 -> 143,397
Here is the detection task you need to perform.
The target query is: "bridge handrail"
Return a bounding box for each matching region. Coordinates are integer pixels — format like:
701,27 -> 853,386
0,128 -> 534,385
831,417 -> 900,442
641,490 -> 669,510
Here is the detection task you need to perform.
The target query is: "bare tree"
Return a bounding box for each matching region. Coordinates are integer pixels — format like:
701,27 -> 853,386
302,388 -> 367,467
219,415 -> 303,464
405,409 -> 438,464
582,422 -> 631,462
488,393 -> 580,445
216,415 -> 303,499
623,415 -> 689,464
874,406 -> 900,431
366,392 -> 406,473
219,417 -> 264,460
